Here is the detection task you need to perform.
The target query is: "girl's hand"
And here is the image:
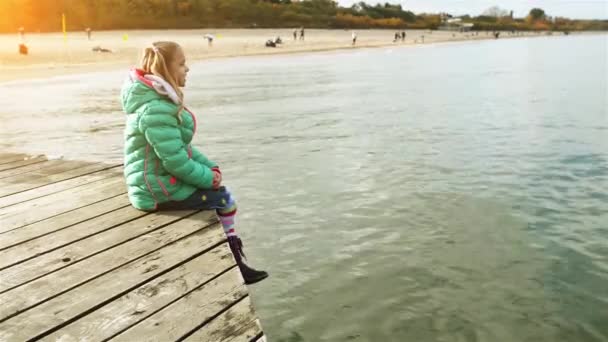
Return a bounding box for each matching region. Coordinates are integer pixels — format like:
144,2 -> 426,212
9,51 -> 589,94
211,167 -> 222,189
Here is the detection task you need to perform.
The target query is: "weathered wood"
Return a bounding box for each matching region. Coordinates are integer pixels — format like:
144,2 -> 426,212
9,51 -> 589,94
0,159 -> 88,180
0,214 -> 225,341
0,153 -> 30,165
255,334 -> 268,342
224,319 -> 264,342
0,155 -> 47,172
0,205 -> 147,272
41,246 -> 235,341
0,177 -> 126,233
0,160 -> 117,185
114,270 -> 246,342
0,165 -> 122,207
0,210 -> 213,294
0,211 -> 216,322
0,154 -> 264,340
183,296 -> 259,342
0,160 -> 57,180
0,194 -> 130,251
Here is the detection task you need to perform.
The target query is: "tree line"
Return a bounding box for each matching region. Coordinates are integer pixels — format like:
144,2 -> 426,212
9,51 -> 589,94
0,0 -> 606,33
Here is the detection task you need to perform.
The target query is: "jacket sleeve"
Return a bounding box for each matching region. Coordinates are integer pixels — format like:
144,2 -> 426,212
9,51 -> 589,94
139,106 -> 214,189
190,145 -> 218,169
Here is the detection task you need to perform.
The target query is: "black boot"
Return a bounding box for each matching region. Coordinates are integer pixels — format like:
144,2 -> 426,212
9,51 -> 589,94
227,236 -> 268,285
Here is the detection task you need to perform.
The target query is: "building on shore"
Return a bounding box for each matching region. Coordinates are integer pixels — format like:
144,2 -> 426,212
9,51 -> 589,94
439,17 -> 474,32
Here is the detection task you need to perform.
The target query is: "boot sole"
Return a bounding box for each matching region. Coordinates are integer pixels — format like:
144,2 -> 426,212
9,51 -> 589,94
244,273 -> 269,285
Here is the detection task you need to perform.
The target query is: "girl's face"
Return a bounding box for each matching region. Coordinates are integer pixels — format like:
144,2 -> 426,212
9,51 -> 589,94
170,46 -> 189,87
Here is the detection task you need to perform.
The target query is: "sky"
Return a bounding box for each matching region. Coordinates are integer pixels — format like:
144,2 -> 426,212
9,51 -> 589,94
336,0 -> 608,19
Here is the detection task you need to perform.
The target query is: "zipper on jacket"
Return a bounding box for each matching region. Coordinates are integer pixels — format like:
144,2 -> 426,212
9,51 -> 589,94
154,159 -> 171,199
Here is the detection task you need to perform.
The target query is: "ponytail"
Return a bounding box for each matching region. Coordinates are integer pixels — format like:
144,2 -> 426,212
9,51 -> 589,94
140,42 -> 185,124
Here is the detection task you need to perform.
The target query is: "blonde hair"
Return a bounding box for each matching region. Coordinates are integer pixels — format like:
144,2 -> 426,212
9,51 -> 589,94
140,41 -> 185,123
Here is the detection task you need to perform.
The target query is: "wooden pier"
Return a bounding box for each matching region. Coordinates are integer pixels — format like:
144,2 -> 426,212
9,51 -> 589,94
0,153 -> 265,341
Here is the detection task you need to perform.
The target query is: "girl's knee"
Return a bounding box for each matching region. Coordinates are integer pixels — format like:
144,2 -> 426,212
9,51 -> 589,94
219,187 -> 237,211
225,197 -> 237,211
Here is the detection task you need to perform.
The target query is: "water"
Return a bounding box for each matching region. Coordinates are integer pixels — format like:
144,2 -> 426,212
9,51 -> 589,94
1,34 -> 607,341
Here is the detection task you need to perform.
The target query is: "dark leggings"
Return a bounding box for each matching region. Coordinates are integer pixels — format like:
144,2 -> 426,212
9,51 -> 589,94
157,186 -> 237,215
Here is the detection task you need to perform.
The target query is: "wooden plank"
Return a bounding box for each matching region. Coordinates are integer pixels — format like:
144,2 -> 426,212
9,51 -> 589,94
224,319 -> 264,342
0,211 -> 216,323
0,154 -> 30,165
0,194 -> 129,251
182,297 -> 259,342
0,159 -> 87,180
0,205 -> 147,273
0,212 -> 224,341
0,177 -> 126,233
0,161 -> 116,186
0,165 -> 122,207
0,209 -> 210,294
42,247 -> 235,341
0,156 -> 47,172
114,268 -> 247,342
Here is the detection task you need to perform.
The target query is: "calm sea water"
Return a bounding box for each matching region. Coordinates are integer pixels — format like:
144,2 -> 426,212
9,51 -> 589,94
1,34 -> 607,341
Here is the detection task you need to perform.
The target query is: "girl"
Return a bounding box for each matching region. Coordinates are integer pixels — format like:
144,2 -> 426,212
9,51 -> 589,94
121,41 -> 268,285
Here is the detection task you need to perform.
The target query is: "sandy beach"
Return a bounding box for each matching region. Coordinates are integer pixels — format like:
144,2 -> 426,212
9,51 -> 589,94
0,28 -> 559,83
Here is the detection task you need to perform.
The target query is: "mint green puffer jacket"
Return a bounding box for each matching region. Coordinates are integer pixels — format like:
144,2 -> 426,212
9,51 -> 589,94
121,69 -> 216,211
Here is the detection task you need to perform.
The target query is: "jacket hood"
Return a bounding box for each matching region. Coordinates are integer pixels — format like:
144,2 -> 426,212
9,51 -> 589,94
121,68 -> 181,114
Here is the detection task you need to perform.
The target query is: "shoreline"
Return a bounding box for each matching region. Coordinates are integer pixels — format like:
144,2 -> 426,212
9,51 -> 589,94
0,29 -> 602,83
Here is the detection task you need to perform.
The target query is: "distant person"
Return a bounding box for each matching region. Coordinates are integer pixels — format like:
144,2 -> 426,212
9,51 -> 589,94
86,27 -> 92,40
293,29 -> 297,41
18,43 -> 28,55
203,34 -> 214,47
120,41 -> 269,285
92,46 -> 112,53
401,31 -> 406,41
393,32 -> 400,42
352,31 -> 357,45
300,27 -> 305,41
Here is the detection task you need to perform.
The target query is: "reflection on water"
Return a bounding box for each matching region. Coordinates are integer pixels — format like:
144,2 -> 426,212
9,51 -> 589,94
1,35 -> 607,341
